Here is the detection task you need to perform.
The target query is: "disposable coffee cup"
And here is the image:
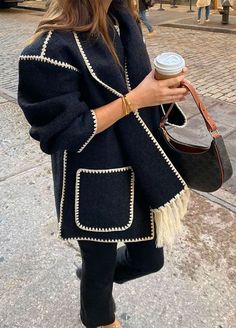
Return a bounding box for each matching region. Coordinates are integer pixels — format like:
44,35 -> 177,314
154,52 -> 185,80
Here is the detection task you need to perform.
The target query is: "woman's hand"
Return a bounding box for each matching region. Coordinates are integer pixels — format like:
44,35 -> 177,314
128,68 -> 189,111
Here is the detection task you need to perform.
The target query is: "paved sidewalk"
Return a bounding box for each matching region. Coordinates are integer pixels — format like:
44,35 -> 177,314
160,11 -> 236,34
149,4 -> 236,33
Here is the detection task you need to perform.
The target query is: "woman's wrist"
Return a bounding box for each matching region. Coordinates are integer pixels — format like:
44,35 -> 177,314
126,89 -> 142,112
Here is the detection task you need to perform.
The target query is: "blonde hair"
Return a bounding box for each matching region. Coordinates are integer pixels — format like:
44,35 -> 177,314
30,0 -> 138,64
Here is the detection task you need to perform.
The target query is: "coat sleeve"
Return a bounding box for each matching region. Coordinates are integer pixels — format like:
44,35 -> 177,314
18,57 -> 97,155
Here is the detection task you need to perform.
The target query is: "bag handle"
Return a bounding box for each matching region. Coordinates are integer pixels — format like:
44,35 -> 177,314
160,80 -> 220,138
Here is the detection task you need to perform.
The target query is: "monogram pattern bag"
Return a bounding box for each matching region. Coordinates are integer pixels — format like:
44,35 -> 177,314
158,81 -> 233,192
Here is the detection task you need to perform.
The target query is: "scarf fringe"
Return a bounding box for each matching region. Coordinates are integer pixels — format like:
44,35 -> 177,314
151,186 -> 190,248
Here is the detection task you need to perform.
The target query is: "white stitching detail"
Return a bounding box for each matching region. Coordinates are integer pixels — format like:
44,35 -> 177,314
124,60 -> 132,91
73,32 -> 122,98
19,31 -> 79,73
58,235 -> 154,243
58,150 -> 68,239
75,167 -> 135,232
40,30 -> 53,57
19,55 -> 79,72
58,210 -> 155,243
77,109 -> 97,153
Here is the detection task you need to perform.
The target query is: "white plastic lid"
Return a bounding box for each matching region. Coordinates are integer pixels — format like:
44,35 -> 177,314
154,52 -> 185,75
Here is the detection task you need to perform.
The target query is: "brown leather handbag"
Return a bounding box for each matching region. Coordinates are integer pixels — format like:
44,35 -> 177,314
158,80 -> 233,192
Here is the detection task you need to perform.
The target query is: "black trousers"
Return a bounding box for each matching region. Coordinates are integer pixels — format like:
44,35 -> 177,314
78,239 -> 164,327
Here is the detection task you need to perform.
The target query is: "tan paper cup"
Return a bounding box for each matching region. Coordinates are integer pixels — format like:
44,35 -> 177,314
154,52 -> 185,80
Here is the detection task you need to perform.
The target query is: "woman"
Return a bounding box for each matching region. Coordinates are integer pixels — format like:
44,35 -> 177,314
18,0 -> 190,327
196,0 -> 211,23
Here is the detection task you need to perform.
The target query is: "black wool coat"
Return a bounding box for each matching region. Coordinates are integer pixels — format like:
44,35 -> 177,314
18,4 -> 186,243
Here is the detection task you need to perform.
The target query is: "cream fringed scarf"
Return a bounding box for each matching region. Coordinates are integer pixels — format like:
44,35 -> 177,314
151,188 -> 190,247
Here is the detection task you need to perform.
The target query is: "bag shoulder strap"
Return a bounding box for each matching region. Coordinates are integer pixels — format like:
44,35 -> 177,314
161,80 -> 220,139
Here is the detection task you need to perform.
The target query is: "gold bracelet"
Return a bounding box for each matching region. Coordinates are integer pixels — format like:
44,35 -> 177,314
121,96 -> 130,116
121,94 -> 134,116
124,94 -> 134,113
121,96 -> 128,116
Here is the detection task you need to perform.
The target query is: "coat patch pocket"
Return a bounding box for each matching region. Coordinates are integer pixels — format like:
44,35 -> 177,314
75,167 -> 135,232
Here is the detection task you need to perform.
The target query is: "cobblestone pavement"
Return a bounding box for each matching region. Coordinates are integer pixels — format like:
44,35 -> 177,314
1,7 -> 236,105
0,8 -> 43,96
145,28 -> 236,104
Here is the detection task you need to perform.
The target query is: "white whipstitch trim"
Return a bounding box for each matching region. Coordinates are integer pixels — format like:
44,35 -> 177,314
40,30 -> 53,57
77,109 -> 97,153
73,32 -> 122,98
76,167 -> 132,174
20,30 -> 79,72
125,60 -> 132,91
58,209 -> 154,243
161,103 -> 188,129
58,150 -> 68,239
58,234 -> 154,244
75,167 -> 135,232
19,55 -> 79,72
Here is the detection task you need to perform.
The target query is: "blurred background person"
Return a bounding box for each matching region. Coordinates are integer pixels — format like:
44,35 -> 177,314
196,0 -> 211,23
138,0 -> 156,36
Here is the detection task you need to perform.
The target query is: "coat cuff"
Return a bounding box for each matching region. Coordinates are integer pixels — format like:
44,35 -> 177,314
77,109 -> 97,153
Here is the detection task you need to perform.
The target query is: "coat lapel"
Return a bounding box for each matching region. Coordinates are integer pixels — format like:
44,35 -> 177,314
75,27 -> 127,97
74,5 -> 152,98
